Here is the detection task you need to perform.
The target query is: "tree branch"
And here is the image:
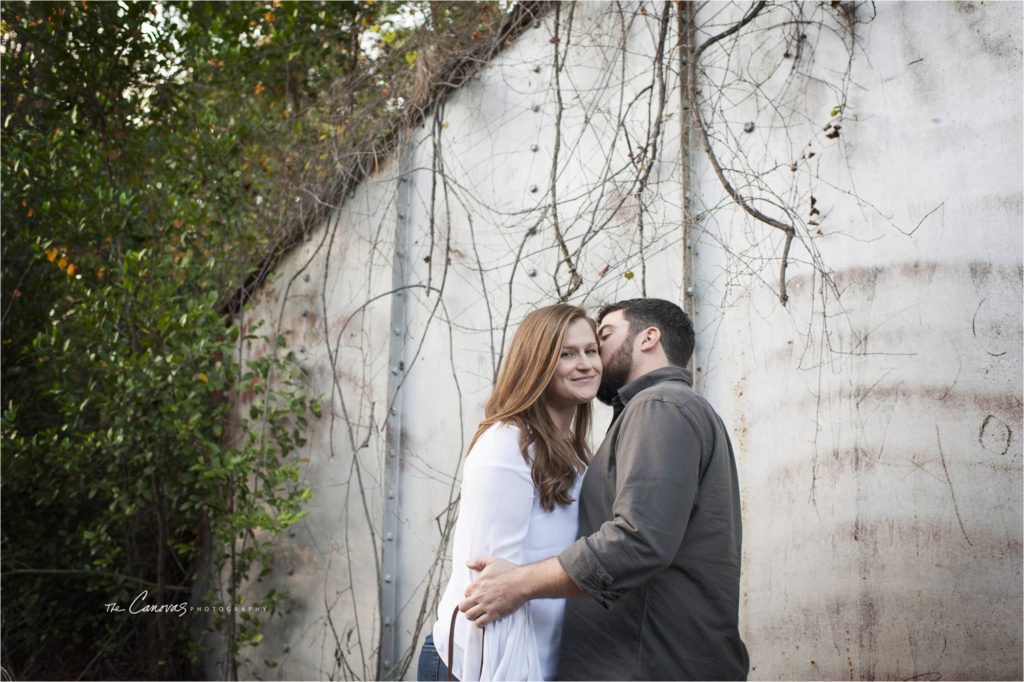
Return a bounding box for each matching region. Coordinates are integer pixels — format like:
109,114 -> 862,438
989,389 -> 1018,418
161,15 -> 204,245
695,0 -> 769,61
3,567 -> 191,594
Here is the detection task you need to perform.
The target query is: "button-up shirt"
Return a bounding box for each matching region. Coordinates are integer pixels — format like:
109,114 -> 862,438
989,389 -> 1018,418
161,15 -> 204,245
557,366 -> 749,680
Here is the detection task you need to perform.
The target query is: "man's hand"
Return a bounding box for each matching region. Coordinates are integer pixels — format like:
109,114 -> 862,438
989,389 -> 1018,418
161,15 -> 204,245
458,557 -> 525,627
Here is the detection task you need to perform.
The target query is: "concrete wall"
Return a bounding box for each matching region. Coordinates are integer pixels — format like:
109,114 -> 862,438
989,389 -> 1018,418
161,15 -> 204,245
691,2 -> 1022,679
228,2 -> 1022,679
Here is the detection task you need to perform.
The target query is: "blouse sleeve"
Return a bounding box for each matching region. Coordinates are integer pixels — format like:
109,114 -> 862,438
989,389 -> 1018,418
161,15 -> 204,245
453,424 -> 545,682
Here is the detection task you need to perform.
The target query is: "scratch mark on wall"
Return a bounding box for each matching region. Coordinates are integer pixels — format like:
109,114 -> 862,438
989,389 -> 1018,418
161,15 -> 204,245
978,415 -> 1013,456
934,426 -> 973,546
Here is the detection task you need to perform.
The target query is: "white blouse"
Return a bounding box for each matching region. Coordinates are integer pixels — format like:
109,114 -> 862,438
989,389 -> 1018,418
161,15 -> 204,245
432,422 -> 583,681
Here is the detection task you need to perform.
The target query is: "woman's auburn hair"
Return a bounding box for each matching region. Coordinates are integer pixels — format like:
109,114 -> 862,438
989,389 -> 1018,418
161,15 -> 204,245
467,304 -> 595,512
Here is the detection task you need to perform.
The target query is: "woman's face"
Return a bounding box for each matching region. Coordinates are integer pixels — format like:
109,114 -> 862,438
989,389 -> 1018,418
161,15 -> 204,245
544,317 -> 603,409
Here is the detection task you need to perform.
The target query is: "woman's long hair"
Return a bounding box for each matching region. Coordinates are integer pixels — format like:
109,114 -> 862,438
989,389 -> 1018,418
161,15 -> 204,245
467,304 -> 596,512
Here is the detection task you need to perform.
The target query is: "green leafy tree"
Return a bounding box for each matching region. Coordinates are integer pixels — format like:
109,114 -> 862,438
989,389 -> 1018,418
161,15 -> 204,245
1,0 -> 508,677
0,1 -> 385,678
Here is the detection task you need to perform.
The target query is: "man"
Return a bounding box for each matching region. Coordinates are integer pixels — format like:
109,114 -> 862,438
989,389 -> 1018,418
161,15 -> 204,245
459,298 -> 749,680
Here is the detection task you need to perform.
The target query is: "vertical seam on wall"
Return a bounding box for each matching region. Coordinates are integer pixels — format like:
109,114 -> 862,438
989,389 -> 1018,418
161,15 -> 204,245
379,137 -> 415,680
678,1 -> 698,390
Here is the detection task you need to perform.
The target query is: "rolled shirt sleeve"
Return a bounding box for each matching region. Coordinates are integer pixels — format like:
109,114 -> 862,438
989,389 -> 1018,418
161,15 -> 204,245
559,396 -> 701,607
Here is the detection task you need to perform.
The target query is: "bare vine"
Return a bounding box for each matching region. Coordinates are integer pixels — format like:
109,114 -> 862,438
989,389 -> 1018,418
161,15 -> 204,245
223,2 -> 946,679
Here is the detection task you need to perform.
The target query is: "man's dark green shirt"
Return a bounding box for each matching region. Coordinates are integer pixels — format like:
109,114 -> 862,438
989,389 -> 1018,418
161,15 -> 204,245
557,367 -> 749,680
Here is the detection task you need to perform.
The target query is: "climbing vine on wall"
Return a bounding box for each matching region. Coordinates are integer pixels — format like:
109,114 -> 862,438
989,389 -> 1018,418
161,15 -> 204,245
228,3 -> 953,679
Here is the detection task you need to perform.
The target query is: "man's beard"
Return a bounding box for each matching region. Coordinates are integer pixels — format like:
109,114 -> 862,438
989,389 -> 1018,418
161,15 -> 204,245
596,335 -> 634,405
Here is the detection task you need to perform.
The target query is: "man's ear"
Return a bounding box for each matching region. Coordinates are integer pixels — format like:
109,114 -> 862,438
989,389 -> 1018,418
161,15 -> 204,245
637,326 -> 661,352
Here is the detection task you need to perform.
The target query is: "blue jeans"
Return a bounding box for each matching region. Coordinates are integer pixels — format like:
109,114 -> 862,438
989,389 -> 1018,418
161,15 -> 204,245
417,633 -> 457,681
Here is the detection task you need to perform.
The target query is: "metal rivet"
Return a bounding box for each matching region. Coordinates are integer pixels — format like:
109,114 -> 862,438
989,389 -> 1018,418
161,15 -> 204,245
527,268 -> 537,277
288,529 -> 296,537
530,144 -> 539,152
303,273 -> 310,282
398,211 -> 406,219
685,287 -> 694,297
384,574 -> 392,583
386,532 -> 394,541
743,122 -> 755,133
300,346 -> 306,354
388,490 -> 395,499
287,567 -> 294,576
284,645 -> 291,654
384,659 -> 392,668
389,408 -> 397,416
385,618 -> 394,626
529,184 -> 539,193
532,65 -> 541,73
301,309 -> 309,317
393,327 -> 401,335
531,104 -> 540,113
533,20 -> 540,28
391,366 -> 399,375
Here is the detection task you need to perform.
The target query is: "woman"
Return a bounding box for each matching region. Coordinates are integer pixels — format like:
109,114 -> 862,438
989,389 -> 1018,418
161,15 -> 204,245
417,304 -> 602,681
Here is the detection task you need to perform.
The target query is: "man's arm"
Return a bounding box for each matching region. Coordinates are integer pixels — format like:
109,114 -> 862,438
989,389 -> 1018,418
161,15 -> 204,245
461,397 -> 702,621
557,397 -> 701,607
458,556 -> 584,627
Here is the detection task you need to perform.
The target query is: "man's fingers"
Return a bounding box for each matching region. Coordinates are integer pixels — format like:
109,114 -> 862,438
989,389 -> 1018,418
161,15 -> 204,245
462,603 -> 487,624
466,556 -> 491,571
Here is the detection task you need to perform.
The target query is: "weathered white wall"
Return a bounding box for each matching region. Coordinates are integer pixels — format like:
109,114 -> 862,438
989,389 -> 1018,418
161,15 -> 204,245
692,2 -> 1023,679
228,2 -> 1022,680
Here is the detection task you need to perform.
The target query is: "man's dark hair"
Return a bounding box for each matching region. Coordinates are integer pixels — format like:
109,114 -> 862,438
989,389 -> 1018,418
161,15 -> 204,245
597,298 -> 695,367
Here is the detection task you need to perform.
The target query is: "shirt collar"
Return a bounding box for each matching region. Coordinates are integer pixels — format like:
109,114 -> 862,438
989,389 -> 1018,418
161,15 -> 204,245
617,365 -> 693,406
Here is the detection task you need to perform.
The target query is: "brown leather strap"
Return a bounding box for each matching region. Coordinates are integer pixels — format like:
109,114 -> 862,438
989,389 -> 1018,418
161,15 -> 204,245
447,605 -> 485,681
447,606 -> 458,682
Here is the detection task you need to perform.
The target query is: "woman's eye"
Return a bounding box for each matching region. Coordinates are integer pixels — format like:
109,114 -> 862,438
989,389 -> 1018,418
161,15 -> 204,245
586,349 -> 598,355
561,351 -> 575,359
